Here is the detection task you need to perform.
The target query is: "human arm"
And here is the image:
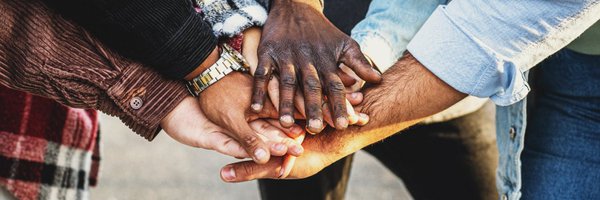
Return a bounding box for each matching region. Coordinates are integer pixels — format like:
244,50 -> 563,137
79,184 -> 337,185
42,0 -> 218,79
219,53 -> 467,181
0,0 -> 305,159
219,0 -> 600,180
407,0 -> 600,106
349,0 -> 488,123
42,0 -> 268,79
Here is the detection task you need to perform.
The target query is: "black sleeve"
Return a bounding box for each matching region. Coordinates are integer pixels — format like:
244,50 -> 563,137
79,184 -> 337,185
43,0 -> 218,79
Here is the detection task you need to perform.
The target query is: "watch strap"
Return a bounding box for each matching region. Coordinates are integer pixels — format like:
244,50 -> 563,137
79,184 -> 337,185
186,44 -> 249,97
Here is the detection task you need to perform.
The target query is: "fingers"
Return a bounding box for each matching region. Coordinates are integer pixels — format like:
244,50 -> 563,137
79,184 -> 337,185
323,93 -> 365,127
346,92 -> 363,105
266,119 -> 304,139
221,157 -> 283,182
267,76 -> 280,111
345,100 -> 359,125
230,122 -> 272,164
337,69 -> 357,87
293,90 -> 306,118
250,119 -> 304,157
323,72 -> 348,130
252,54 -> 275,113
299,63 -> 324,134
341,41 -> 382,83
278,63 -> 297,128
211,135 -> 251,159
279,133 -> 305,178
356,113 -> 370,126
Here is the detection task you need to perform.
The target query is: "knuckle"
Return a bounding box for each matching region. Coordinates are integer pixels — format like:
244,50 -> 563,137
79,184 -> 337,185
239,163 -> 255,177
305,77 -> 322,93
260,41 -> 278,52
254,67 -> 270,78
280,101 -> 294,110
280,75 -> 296,87
346,39 -> 360,49
241,134 -> 260,148
328,81 -> 345,93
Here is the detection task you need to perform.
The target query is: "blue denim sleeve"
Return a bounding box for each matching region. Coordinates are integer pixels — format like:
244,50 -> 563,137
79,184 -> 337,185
407,0 -> 600,106
351,0 -> 447,72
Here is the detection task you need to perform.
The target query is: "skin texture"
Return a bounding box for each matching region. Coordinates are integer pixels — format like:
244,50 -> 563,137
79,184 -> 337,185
243,27 -> 369,130
160,97 -> 304,159
251,0 -> 382,133
219,53 -> 468,182
198,72 -> 304,164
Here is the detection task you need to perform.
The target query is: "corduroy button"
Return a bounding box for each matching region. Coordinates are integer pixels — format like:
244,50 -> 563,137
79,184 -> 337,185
130,97 -> 143,110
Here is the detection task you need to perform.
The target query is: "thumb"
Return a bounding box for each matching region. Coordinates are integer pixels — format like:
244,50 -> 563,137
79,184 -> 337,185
229,122 -> 272,164
221,157 -> 284,182
205,131 -> 250,159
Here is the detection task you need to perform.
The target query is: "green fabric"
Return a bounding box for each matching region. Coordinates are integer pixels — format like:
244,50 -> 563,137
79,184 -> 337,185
566,21 -> 600,55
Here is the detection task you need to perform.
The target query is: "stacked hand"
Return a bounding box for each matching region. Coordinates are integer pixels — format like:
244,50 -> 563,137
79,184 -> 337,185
160,0 -> 381,176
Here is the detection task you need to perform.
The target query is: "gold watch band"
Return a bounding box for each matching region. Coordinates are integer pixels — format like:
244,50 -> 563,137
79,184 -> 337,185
186,44 -> 250,97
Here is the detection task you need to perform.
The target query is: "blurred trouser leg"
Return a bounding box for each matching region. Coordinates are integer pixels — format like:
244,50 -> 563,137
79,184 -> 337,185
364,102 -> 498,200
522,49 -> 600,199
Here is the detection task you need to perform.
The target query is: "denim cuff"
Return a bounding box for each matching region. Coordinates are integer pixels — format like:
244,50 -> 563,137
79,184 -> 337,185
352,32 -> 398,72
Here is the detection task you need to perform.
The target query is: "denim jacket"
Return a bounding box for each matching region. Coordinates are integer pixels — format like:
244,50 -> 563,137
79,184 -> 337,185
350,0 -> 600,199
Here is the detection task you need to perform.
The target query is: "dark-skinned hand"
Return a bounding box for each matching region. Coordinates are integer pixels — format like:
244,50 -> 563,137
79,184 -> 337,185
251,0 -> 382,134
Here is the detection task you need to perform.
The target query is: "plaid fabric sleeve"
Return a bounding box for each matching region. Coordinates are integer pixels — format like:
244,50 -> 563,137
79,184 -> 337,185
0,86 -> 100,200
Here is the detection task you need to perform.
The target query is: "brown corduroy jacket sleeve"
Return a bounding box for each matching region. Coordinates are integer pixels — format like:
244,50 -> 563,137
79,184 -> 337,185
0,0 -> 188,140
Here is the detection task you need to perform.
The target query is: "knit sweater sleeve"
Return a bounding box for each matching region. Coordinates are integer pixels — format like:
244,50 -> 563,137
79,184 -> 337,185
199,0 -> 268,37
0,0 -> 188,140
42,0 -> 218,79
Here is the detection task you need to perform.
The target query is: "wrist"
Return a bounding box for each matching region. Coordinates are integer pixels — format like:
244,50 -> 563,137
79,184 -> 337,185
273,0 -> 323,12
185,46 -> 221,81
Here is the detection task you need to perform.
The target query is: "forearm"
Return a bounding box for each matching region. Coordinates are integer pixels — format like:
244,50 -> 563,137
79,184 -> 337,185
43,0 -> 218,79
0,0 -> 187,140
407,0 -> 600,106
315,53 -> 466,158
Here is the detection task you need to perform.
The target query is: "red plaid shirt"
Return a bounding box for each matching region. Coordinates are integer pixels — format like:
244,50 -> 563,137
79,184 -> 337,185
0,86 -> 100,200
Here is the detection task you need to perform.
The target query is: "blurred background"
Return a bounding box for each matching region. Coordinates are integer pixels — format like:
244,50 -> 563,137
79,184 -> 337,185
90,113 -> 413,200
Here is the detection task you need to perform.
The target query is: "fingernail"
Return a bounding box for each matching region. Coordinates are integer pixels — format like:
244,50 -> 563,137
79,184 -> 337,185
251,104 -> 262,111
373,68 -> 382,76
254,148 -> 267,161
280,115 -> 294,125
360,113 -> 369,119
351,92 -> 359,99
291,145 -> 304,155
278,168 -> 285,178
221,166 -> 236,181
336,117 -> 348,129
273,143 -> 286,152
308,119 -> 323,130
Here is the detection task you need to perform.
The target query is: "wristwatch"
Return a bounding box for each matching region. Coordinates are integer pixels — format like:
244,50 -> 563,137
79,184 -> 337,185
186,44 -> 250,97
